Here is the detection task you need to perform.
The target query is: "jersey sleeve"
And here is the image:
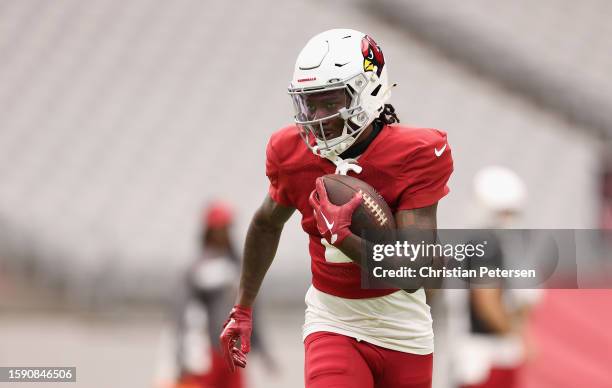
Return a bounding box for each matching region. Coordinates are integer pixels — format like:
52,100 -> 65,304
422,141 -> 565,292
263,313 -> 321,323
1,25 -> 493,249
396,129 -> 454,210
265,139 -> 293,207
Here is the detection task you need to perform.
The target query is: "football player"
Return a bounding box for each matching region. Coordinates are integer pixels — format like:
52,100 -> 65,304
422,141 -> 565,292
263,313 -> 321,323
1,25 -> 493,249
220,29 -> 453,388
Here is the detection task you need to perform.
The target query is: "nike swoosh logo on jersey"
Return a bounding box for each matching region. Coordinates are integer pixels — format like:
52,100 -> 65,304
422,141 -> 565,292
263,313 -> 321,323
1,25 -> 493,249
434,143 -> 447,157
320,211 -> 334,230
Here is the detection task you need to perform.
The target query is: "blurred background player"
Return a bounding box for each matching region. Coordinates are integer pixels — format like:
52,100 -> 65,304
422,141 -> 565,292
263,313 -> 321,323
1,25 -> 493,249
166,201 -> 274,388
446,167 -> 541,388
599,141 -> 612,241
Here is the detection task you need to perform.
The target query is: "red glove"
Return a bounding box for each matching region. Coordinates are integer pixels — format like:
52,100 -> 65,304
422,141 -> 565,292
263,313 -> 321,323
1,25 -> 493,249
308,177 -> 362,246
219,305 -> 252,372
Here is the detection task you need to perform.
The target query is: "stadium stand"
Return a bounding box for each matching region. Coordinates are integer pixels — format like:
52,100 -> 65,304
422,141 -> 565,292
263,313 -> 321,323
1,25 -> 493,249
0,0 -> 603,305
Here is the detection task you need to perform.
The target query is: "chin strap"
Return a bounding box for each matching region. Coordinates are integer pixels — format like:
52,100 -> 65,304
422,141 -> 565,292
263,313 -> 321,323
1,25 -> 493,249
314,142 -> 363,175
332,157 -> 362,175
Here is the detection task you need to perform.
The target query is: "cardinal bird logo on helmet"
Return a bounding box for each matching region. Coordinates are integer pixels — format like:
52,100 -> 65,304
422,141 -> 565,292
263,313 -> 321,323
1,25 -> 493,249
361,35 -> 385,77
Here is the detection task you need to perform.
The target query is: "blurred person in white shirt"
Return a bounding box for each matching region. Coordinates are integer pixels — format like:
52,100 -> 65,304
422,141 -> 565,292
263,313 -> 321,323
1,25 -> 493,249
447,166 -> 541,388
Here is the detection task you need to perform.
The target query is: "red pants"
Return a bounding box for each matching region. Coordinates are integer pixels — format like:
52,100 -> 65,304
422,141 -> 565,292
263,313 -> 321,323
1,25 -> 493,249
304,331 -> 433,388
178,348 -> 243,388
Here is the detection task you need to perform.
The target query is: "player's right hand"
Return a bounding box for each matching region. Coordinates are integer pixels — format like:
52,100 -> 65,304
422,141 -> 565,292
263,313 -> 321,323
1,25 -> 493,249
309,177 -> 362,246
219,305 -> 253,372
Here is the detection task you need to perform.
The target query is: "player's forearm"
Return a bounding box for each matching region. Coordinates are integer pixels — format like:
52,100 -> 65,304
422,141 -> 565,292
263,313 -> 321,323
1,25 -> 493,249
336,234 -> 366,265
236,212 -> 284,307
337,232 -> 436,290
471,289 -> 513,334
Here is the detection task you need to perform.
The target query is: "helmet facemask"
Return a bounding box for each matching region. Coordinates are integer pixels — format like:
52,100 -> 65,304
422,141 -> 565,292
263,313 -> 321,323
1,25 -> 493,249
288,29 -> 391,161
289,73 -> 373,160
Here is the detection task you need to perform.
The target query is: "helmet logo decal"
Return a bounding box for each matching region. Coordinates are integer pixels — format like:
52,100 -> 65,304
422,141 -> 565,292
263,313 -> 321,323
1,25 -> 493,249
361,35 -> 384,77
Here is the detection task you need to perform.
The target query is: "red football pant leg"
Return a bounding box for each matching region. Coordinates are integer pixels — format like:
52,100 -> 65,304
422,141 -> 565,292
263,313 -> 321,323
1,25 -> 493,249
305,332 -> 374,388
373,346 -> 433,388
304,331 -> 433,388
198,349 -> 243,388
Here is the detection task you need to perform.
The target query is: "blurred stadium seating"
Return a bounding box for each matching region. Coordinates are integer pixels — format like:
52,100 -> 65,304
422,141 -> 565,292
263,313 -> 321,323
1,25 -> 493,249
372,0 -> 612,138
0,0 -> 604,306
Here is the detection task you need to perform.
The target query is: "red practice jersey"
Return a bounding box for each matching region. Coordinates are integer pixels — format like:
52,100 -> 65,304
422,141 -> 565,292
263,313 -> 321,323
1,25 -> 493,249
266,124 -> 453,299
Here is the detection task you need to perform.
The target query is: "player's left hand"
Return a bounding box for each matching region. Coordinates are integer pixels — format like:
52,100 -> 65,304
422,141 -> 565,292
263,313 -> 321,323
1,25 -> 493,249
220,305 -> 252,372
309,177 -> 362,246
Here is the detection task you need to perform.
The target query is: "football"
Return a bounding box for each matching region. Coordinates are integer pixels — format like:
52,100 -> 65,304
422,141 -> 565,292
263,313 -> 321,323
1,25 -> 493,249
321,174 -> 396,241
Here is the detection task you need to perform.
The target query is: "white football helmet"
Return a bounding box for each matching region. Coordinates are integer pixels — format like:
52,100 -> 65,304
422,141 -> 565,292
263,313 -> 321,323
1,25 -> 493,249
288,29 -> 392,160
474,166 -> 527,213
